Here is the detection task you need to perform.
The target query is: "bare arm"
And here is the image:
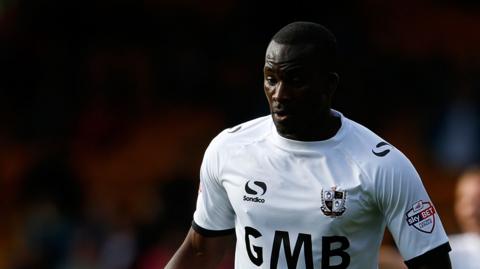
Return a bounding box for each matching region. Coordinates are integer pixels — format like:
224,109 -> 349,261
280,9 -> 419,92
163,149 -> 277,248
165,227 -> 235,269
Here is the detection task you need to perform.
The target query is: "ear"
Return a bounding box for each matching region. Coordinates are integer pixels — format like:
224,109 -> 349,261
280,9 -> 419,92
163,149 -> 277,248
327,72 -> 339,96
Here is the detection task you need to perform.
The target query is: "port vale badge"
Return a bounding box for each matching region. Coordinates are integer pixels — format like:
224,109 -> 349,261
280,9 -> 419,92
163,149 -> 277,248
321,186 -> 347,217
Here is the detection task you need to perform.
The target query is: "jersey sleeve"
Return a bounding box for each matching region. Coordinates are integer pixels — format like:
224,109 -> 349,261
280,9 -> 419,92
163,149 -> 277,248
192,136 -> 235,235
374,152 -> 450,261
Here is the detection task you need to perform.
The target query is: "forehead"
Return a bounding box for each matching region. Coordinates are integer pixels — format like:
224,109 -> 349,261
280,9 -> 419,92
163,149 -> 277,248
265,41 -> 318,68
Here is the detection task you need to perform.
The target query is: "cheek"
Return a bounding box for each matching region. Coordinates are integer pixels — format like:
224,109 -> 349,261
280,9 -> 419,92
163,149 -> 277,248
263,85 -> 274,100
473,199 -> 480,218
456,199 -> 475,219
298,92 -> 327,108
263,89 -> 273,107
300,86 -> 327,99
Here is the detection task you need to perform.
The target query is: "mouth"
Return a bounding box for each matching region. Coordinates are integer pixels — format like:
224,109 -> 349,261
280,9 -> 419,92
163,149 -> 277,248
273,109 -> 294,121
272,103 -> 296,121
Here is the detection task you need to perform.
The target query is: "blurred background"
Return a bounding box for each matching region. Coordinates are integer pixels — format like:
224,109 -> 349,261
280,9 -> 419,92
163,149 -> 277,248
0,0 -> 479,268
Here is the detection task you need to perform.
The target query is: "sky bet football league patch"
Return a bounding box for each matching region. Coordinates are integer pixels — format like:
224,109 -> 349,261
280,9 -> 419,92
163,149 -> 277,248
406,200 -> 436,233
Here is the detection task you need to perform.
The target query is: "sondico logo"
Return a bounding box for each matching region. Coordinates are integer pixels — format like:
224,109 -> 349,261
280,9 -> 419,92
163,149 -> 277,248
372,141 -> 392,157
244,180 -> 267,203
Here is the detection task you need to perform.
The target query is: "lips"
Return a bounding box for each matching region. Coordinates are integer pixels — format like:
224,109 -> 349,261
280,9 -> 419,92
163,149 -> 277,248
273,110 -> 289,116
272,106 -> 294,121
272,103 -> 294,116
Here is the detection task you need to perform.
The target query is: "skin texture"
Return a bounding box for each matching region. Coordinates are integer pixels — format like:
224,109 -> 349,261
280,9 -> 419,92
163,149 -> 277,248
165,40 -> 452,269
263,41 -> 341,141
454,171 -> 480,233
164,228 -> 234,269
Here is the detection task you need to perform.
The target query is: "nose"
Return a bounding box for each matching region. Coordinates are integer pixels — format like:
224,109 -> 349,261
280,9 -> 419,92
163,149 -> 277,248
272,82 -> 291,102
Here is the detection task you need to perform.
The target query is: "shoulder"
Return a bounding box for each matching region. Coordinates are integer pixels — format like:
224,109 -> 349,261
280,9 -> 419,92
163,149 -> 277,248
449,233 -> 480,267
339,116 -> 417,182
200,115 -> 271,178
205,115 -> 272,156
449,233 -> 480,249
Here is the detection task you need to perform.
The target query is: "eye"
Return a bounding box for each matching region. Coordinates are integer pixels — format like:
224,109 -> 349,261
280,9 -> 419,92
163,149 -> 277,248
290,76 -> 305,87
292,76 -> 302,83
265,76 -> 277,86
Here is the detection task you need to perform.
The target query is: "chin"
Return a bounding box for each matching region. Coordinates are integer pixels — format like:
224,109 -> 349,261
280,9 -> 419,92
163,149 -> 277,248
272,116 -> 297,134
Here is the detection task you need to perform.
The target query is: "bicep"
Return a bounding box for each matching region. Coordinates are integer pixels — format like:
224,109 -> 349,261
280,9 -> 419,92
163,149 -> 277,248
190,227 -> 235,258
375,154 -> 450,261
166,227 -> 235,269
194,141 -> 235,231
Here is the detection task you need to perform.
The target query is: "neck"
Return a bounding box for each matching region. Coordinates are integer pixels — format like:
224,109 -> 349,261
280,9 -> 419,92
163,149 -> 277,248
276,110 -> 341,141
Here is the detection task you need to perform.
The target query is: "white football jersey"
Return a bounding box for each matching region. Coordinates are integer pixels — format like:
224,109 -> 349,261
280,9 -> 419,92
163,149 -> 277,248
193,110 -> 449,269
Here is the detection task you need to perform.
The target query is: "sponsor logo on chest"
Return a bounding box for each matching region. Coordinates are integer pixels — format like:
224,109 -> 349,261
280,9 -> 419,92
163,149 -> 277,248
243,180 -> 267,203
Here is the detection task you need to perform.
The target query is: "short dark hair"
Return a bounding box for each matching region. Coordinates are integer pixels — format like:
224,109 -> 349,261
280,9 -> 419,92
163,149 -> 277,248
271,21 -> 337,71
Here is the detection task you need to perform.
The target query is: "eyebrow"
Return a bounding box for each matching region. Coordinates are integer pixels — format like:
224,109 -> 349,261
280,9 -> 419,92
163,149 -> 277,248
263,63 -> 305,73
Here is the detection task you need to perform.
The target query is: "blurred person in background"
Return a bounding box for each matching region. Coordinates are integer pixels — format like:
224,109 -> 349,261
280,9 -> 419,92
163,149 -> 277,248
165,22 -> 451,269
432,76 -> 480,170
449,167 -> 480,269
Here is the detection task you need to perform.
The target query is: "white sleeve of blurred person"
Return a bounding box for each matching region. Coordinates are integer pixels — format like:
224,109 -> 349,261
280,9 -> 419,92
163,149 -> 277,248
449,167 -> 480,269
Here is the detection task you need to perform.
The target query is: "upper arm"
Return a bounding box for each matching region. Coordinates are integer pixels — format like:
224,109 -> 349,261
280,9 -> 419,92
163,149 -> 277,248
193,138 -> 235,231
167,136 -> 236,269
404,243 -> 451,269
189,227 -> 235,258
374,152 -> 450,262
165,227 -> 235,269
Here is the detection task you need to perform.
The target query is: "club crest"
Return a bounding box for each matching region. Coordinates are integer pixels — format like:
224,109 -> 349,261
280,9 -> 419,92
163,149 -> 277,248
406,200 -> 436,233
321,186 -> 347,217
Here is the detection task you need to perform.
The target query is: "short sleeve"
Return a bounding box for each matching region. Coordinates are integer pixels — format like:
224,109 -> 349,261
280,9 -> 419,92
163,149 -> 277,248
375,153 -> 449,261
192,138 -> 235,235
